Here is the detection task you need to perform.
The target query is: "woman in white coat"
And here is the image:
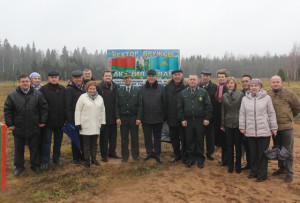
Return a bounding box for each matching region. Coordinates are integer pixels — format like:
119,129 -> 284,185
239,79 -> 277,182
75,81 -> 106,168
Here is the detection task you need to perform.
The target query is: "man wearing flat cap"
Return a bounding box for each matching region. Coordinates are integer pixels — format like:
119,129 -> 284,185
40,71 -> 66,170
199,70 -> 217,160
165,69 -> 188,163
115,72 -> 143,162
65,70 -> 85,164
140,69 -> 166,163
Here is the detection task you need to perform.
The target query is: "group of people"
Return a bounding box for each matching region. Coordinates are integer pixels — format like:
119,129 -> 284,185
4,68 -> 300,183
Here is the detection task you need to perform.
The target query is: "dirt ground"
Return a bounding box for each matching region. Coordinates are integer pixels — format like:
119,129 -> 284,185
59,126 -> 300,203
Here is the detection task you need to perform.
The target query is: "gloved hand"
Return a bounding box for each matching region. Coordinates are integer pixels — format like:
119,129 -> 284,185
75,125 -> 82,130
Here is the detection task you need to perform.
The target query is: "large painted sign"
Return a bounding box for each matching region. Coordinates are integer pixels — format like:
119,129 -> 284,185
107,49 -> 180,86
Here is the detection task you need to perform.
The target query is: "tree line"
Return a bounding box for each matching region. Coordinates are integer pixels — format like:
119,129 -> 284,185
0,38 -> 300,81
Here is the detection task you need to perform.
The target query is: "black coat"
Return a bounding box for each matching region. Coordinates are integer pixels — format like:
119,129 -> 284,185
40,83 -> 66,128
4,86 -> 48,138
214,85 -> 227,147
166,79 -> 187,127
140,80 -> 166,124
199,81 -> 217,123
97,81 -> 119,125
65,81 -> 85,123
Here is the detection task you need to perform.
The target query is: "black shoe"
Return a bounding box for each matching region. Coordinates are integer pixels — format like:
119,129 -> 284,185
220,162 -> 228,166
256,177 -> 267,182
272,169 -> 285,176
228,168 -> 233,173
108,154 -> 122,159
102,157 -> 108,162
122,158 -> 128,162
53,160 -> 63,166
143,154 -> 153,161
236,169 -> 241,174
248,173 -> 257,179
156,156 -> 162,164
284,175 -> 293,183
85,158 -> 90,168
207,154 -> 214,161
43,163 -> 49,171
241,165 -> 250,170
171,156 -> 181,162
91,158 -> 100,166
185,161 -> 195,168
31,167 -> 42,174
14,167 -> 24,176
133,157 -> 140,161
198,161 -> 204,169
74,159 -> 81,164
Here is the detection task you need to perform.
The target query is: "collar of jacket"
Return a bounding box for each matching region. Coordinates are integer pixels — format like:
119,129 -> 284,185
186,86 -> 200,91
102,81 -> 117,89
16,85 -> 35,95
199,80 -> 212,88
67,81 -> 84,91
273,86 -> 283,94
145,80 -> 158,88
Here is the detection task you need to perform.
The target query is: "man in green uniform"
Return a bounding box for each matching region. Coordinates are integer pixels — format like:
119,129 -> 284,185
178,74 -> 212,168
115,72 -> 143,162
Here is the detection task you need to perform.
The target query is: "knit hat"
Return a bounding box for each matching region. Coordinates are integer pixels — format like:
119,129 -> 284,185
29,72 -> 41,81
249,78 -> 263,88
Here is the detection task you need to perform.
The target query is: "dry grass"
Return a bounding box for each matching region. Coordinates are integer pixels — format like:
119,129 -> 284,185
0,79 -> 300,202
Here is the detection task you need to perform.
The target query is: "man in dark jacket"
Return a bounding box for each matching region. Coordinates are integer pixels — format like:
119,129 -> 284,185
40,71 -> 65,171
65,70 -> 85,164
240,74 -> 252,170
97,70 -> 121,162
178,74 -> 212,168
199,70 -> 217,160
141,69 -> 166,163
166,70 -> 188,163
115,72 -> 143,162
4,74 -> 48,176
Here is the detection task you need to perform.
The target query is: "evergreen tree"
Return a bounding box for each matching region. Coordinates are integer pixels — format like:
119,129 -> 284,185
277,68 -> 286,81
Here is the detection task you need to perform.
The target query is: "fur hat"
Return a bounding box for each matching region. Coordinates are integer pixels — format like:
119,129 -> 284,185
216,69 -> 230,77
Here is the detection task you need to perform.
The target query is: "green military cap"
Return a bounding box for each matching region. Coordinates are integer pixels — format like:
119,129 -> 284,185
122,72 -> 132,78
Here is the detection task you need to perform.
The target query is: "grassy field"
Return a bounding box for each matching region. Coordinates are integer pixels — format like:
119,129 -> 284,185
0,78 -> 300,202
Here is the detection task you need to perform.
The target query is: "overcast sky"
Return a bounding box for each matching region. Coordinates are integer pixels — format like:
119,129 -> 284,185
1,0 -> 299,57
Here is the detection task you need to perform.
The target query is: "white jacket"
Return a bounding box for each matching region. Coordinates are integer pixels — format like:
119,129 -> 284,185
75,93 -> 106,135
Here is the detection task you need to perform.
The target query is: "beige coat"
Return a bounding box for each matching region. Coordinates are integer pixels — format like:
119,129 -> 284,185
268,87 -> 300,131
75,93 -> 106,135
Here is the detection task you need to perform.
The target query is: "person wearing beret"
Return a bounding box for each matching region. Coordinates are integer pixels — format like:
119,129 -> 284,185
39,71 -> 66,171
199,70 -> 217,161
65,70 -> 85,164
166,69 -> 188,163
115,72 -> 143,162
141,69 -> 166,163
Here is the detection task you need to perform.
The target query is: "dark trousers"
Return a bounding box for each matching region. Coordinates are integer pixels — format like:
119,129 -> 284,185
142,123 -> 163,156
14,135 -> 40,168
120,117 -> 139,159
100,124 -> 117,158
248,136 -> 270,179
82,135 -> 98,160
71,132 -> 83,161
242,133 -> 251,167
169,126 -> 186,159
272,129 -> 294,176
185,119 -> 205,163
226,128 -> 242,171
42,127 -> 63,164
203,124 -> 215,156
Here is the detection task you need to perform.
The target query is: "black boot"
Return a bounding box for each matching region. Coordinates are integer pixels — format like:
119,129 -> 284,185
91,158 -> 100,166
85,158 -> 90,168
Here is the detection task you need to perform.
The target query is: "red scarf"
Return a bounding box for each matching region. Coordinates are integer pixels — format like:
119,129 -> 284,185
215,82 -> 225,103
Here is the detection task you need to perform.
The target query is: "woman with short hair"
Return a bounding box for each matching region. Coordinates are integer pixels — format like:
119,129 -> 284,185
75,81 -> 106,168
239,79 -> 278,182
